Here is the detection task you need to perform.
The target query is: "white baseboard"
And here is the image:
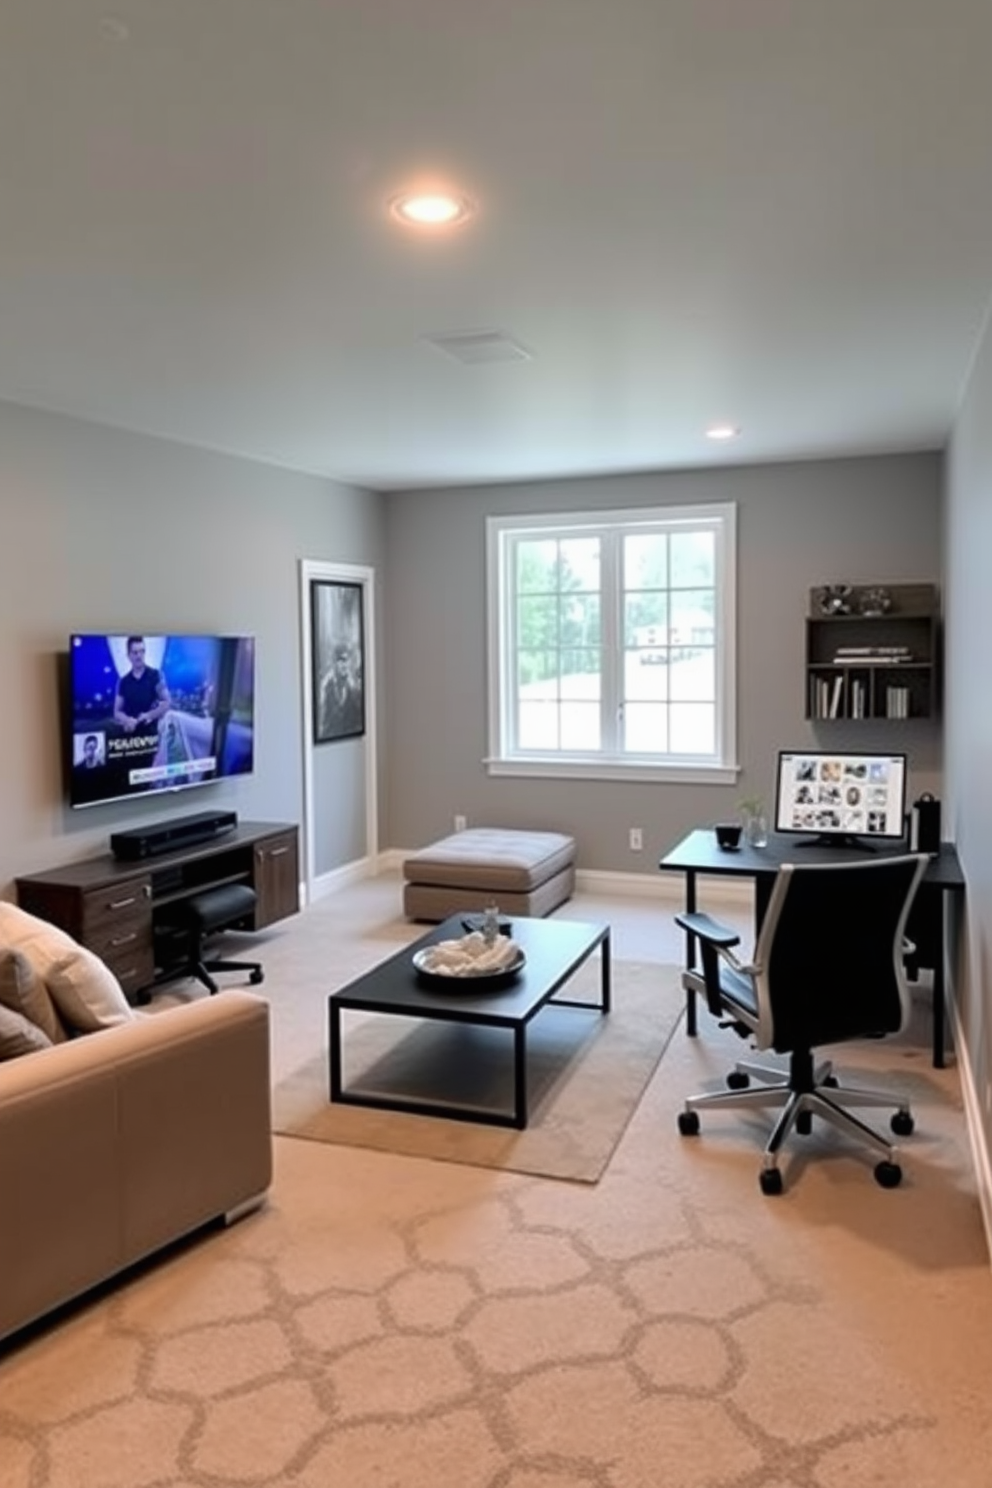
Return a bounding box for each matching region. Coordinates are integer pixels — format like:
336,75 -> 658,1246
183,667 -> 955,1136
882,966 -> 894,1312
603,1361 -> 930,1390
363,851 -> 752,908
949,1001 -> 992,1268
307,855 -> 381,903
575,866 -> 754,906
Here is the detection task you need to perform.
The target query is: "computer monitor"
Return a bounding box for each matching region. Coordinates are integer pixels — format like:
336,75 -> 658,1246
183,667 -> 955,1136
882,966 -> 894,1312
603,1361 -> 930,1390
774,751 -> 908,848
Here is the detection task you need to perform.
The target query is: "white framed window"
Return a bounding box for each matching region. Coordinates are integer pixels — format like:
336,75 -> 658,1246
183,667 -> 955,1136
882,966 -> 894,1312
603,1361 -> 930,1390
486,503 -> 738,783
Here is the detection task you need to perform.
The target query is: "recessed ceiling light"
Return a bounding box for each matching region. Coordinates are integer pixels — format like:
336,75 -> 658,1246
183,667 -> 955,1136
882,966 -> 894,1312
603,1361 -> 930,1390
389,192 -> 475,227
706,424 -> 741,441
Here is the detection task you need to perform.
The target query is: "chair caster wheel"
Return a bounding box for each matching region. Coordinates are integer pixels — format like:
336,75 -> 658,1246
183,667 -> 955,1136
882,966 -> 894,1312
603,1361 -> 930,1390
726,1070 -> 750,1090
678,1110 -> 700,1137
249,968 -> 265,985
796,1110 -> 813,1136
759,1168 -> 784,1196
822,1074 -> 839,1088
890,1111 -> 914,1137
874,1160 -> 903,1189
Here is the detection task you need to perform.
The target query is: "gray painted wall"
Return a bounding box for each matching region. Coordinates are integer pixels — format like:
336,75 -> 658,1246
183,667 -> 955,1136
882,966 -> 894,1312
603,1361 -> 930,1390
384,454 -> 943,868
946,314 -> 992,1161
0,401 -> 384,892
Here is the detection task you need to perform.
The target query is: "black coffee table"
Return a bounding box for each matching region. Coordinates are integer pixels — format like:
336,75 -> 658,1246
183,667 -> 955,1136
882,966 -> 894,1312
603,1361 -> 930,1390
328,915 -> 610,1128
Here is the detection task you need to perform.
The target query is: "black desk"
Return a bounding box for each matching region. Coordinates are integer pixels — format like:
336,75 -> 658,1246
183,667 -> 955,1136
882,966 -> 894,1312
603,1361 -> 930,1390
659,829 -> 965,1068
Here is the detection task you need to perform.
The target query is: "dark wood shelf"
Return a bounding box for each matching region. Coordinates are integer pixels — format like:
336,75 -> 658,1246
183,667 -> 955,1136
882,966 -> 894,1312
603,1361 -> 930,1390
805,584 -> 940,721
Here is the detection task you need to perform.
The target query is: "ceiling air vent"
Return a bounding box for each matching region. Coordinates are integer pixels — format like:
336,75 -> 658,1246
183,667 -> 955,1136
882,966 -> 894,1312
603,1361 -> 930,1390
423,330 -> 532,365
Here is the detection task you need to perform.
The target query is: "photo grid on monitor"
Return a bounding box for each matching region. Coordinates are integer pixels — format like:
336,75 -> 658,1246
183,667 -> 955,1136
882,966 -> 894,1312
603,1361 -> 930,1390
775,751 -> 907,842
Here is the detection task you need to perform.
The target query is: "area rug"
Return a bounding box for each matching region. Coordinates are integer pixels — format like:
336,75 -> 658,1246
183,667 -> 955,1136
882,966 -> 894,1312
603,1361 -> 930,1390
272,960 -> 684,1182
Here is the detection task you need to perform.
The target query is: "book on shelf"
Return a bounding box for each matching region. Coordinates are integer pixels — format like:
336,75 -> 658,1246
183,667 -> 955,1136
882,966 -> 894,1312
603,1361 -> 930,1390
885,685 -> 910,718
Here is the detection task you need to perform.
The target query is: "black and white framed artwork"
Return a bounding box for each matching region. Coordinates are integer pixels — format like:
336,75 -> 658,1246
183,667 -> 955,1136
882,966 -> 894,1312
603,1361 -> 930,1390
310,579 -> 366,743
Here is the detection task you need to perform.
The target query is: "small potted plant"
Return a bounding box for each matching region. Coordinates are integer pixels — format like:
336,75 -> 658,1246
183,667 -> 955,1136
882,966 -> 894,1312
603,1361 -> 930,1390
738,795 -> 768,848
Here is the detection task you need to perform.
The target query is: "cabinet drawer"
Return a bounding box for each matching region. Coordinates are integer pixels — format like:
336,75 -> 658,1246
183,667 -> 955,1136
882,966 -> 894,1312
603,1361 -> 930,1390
80,878 -> 152,938
103,943 -> 156,1000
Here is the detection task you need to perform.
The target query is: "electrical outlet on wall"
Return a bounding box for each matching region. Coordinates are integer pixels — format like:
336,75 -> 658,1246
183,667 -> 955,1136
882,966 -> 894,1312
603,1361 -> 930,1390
454,814 -> 467,832
629,827 -> 643,851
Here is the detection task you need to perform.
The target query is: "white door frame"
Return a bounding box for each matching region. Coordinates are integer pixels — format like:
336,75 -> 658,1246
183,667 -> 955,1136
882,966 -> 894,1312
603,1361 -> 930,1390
299,558 -> 378,902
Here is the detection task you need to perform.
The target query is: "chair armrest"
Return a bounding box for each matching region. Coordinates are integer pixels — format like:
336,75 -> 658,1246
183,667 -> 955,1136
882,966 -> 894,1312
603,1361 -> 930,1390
674,911 -> 741,949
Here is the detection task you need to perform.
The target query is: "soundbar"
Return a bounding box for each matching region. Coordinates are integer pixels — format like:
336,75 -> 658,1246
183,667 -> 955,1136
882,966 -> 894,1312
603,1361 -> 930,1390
110,810 -> 239,861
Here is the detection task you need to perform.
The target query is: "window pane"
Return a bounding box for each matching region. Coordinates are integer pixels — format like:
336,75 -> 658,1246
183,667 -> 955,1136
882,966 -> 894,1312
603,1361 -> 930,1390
625,650 -> 668,701
624,702 -> 669,753
670,590 -> 715,651
562,592 -> 600,646
561,701 -> 600,751
670,702 -> 715,754
624,592 -> 668,649
517,540 -> 559,593
671,530 -> 714,587
624,532 -> 667,589
669,647 -> 715,701
560,651 -> 600,699
559,537 -> 600,590
517,650 -> 559,689
519,595 -> 559,651
518,700 -> 560,750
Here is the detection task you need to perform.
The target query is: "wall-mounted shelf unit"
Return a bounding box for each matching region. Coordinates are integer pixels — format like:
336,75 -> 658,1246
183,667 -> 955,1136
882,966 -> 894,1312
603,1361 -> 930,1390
805,583 -> 939,722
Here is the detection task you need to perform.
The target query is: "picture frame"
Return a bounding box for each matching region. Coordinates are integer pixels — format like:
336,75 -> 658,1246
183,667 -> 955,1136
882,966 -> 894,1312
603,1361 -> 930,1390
310,579 -> 366,743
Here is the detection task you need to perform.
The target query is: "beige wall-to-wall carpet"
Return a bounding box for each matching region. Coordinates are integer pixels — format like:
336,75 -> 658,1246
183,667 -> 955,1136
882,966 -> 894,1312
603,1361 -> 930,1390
2,879 -> 991,1486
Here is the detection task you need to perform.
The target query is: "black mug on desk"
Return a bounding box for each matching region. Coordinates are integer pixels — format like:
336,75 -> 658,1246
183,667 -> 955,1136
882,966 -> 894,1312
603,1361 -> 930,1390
909,793 -> 941,855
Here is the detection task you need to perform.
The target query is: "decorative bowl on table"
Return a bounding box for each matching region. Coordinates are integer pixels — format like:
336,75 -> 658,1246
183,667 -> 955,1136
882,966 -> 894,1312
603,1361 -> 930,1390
413,931 -> 526,989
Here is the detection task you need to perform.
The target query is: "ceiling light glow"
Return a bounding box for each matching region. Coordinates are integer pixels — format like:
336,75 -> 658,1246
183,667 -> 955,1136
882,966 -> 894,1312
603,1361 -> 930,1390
390,192 -> 474,227
706,424 -> 740,441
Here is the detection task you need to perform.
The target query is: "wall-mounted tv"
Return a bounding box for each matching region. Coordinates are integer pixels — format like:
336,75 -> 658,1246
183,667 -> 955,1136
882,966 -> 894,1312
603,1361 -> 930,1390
66,633 -> 255,809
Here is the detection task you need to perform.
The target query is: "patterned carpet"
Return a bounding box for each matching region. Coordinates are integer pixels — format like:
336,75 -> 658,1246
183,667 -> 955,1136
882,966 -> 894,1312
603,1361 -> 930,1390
2,886 -> 991,1487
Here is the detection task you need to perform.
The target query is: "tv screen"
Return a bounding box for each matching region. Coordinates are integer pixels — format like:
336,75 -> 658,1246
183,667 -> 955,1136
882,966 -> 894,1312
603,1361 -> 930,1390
774,750 -> 908,845
66,633 -> 255,809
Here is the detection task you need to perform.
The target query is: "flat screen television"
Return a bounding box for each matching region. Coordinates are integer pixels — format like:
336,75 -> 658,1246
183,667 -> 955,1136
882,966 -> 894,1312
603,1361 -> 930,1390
66,633 -> 255,809
774,750 -> 908,848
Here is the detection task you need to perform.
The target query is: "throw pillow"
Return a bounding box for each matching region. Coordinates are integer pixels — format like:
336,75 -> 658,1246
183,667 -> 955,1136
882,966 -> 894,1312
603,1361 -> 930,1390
0,902 -> 133,1033
0,946 -> 68,1044
45,944 -> 135,1032
0,1001 -> 55,1061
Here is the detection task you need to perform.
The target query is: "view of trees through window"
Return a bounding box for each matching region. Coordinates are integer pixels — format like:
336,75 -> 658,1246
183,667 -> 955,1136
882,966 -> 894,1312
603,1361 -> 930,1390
508,524 -> 719,757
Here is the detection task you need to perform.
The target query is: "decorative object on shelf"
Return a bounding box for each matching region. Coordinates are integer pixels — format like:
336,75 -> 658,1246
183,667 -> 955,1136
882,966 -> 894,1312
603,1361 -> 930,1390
815,584 -> 852,616
858,585 -> 892,617
738,797 -> 769,849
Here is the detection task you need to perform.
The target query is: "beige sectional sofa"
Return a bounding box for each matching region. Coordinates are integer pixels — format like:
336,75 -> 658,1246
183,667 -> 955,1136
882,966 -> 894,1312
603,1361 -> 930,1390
0,904 -> 272,1345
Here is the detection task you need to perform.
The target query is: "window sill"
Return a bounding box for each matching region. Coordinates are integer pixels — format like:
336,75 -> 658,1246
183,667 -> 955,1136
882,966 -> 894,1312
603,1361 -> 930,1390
485,757 -> 740,785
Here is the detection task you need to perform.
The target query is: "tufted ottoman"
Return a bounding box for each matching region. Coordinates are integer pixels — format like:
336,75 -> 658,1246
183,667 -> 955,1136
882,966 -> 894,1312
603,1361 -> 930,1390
402,828 -> 577,921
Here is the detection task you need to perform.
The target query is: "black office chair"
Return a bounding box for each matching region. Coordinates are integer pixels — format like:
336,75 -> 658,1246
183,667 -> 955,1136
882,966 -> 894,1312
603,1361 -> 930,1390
157,883 -> 265,995
675,852 -> 928,1194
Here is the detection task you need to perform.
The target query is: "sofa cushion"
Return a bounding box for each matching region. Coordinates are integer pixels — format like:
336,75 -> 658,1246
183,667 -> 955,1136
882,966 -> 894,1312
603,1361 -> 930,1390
46,946 -> 135,1031
0,903 -> 133,1032
0,1000 -> 56,1061
0,946 -> 68,1045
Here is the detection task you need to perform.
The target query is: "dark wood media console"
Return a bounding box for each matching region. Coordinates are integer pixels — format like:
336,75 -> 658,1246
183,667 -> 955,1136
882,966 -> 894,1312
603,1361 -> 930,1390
16,820 -> 300,1001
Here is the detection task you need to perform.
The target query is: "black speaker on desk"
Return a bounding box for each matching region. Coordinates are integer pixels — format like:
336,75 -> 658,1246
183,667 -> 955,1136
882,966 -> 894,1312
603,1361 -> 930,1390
909,793 -> 941,856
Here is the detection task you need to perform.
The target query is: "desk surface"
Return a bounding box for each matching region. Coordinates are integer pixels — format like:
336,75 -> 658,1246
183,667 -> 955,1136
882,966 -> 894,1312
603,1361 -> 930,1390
659,829 -> 964,889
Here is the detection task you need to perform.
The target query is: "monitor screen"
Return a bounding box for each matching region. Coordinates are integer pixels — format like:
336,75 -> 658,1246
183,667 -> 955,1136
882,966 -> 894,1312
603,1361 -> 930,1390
774,751 -> 908,844
66,633 -> 255,809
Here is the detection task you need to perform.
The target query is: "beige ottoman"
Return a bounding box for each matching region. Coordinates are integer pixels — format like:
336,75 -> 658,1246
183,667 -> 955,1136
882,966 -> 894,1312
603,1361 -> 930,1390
402,828 -> 576,921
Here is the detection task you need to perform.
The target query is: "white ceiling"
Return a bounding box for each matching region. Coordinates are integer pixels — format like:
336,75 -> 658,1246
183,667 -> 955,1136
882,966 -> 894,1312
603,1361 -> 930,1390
2,0 -> 992,491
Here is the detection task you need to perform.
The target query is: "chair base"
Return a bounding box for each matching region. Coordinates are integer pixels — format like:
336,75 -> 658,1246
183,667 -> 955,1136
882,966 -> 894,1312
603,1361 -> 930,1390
190,957 -> 265,996
679,1046 -> 911,1192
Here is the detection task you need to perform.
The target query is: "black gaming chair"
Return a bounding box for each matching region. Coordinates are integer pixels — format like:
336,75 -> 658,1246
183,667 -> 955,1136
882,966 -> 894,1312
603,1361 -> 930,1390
675,852 -> 928,1194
